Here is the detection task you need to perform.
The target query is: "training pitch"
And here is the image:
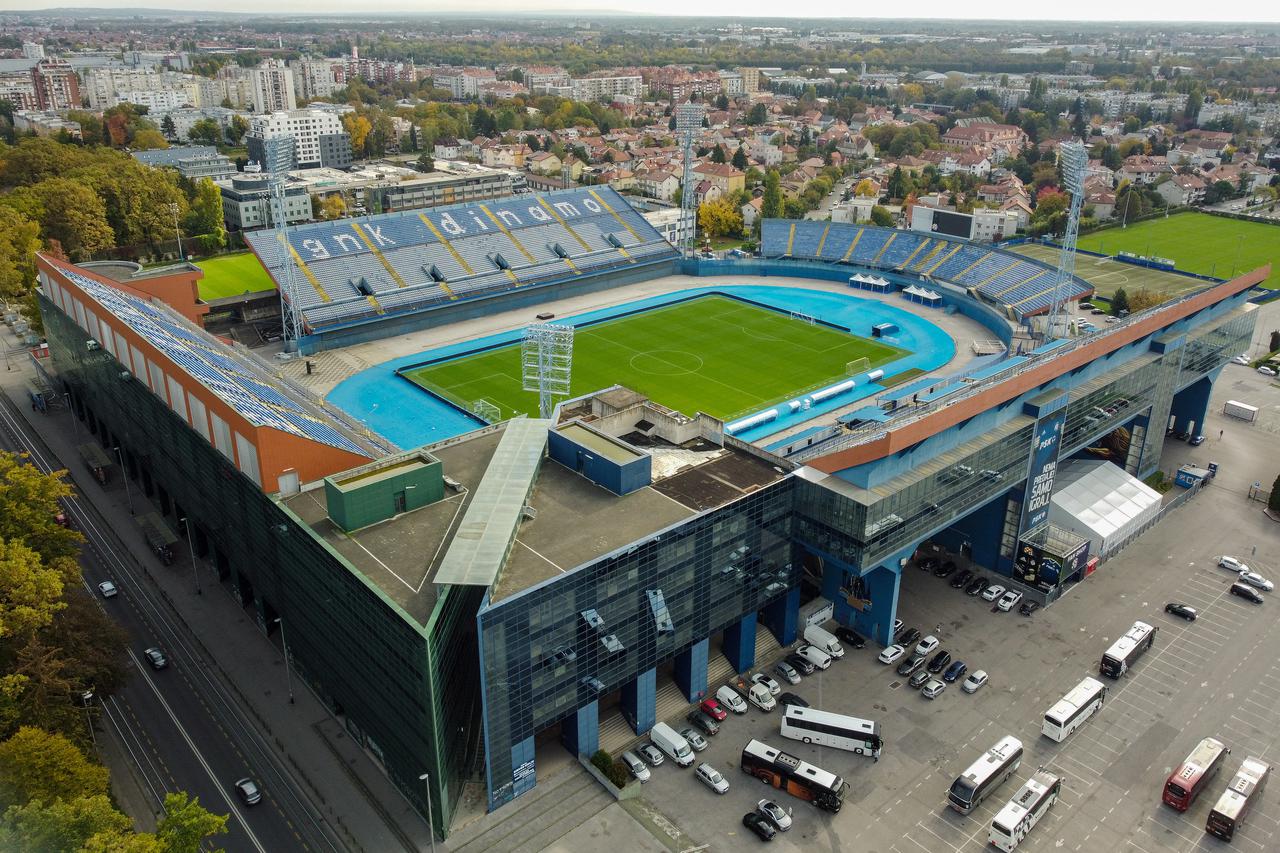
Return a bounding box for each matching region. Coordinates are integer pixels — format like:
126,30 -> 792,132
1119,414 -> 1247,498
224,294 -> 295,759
1075,212 -> 1279,289
194,252 -> 277,301
401,294 -> 907,421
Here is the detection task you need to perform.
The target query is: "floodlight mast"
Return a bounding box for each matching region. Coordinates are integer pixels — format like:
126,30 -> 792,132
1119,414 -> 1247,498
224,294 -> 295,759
265,136 -> 305,351
675,103 -> 704,260
521,323 -> 574,419
1047,139 -> 1088,340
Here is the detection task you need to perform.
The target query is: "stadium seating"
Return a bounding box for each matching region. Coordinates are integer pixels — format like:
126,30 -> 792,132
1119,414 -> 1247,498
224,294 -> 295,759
244,187 -> 677,332
759,219 -> 1091,319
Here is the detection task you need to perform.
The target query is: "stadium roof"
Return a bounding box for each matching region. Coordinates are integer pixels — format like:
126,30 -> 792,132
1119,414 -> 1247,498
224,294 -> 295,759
47,259 -> 389,459
244,186 -> 677,332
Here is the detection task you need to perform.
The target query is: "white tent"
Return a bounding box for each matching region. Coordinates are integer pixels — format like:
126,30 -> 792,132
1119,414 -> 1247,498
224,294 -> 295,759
1047,459 -> 1161,556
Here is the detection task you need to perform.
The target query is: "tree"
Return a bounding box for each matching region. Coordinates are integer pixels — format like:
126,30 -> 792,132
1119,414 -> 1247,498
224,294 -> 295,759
715,94 -> 729,110
319,194 -> 346,220
130,129 -> 168,151
225,114 -> 249,146
1270,473 -> 1280,514
731,145 -> 748,171
185,179 -> 224,241
0,727 -> 109,808
31,179 -> 112,260
870,205 -> 894,227
0,539 -> 65,642
710,144 -> 726,164
697,198 -> 743,239
187,119 -> 222,146
854,179 -> 877,197
416,152 -> 435,173
155,792 -> 228,852
342,114 -> 372,155
747,103 -> 768,125
0,207 -> 41,301
1127,288 -> 1169,313
0,793 -> 133,852
886,166 -> 906,200
1111,288 -> 1129,317
160,114 -> 177,141
761,170 -> 782,219
1270,330 -> 1280,354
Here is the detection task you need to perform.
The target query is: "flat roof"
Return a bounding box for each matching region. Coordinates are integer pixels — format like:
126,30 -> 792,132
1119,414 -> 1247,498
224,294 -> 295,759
555,422 -> 644,465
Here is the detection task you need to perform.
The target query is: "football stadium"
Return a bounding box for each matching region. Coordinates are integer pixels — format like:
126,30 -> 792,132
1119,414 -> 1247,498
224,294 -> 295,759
33,183 -> 1269,837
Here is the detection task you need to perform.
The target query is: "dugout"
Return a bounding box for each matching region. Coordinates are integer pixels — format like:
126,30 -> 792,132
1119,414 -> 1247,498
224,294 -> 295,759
871,322 -> 899,338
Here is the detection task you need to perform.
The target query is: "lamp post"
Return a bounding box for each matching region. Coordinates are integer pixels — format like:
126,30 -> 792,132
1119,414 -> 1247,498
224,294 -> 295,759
81,689 -> 96,746
272,617 -> 295,704
417,772 -> 437,853
113,447 -> 133,514
168,202 -> 185,261
180,516 -> 200,595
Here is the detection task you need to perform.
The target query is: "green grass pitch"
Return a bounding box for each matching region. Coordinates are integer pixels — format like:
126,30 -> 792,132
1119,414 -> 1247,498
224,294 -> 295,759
1076,212 -> 1280,290
401,295 -> 907,422
194,252 -> 277,301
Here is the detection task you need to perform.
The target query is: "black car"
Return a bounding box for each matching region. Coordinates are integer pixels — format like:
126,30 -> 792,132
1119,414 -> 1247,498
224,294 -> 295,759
895,626 -> 921,647
965,577 -> 989,596
917,556 -> 940,572
949,569 -> 974,589
743,811 -> 777,841
686,710 -> 720,735
777,692 -> 808,709
927,650 -> 952,673
1019,601 -> 1040,617
1164,603 -> 1198,621
785,653 -> 816,675
834,626 -> 866,648
896,655 -> 926,676
1230,582 -> 1264,604
934,560 -> 958,579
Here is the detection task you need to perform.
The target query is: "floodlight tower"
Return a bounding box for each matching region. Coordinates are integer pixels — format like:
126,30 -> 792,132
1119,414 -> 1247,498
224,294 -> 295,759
675,102 -> 705,259
264,136 -> 305,351
1046,139 -> 1088,340
521,323 -> 574,419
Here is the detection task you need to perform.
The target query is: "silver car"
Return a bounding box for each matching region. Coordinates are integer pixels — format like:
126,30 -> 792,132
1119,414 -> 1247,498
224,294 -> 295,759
695,762 -> 729,794
773,661 -> 801,684
1239,571 -> 1274,592
637,743 -> 664,766
922,679 -> 946,699
621,751 -> 650,782
757,798 -> 792,831
679,727 -> 708,752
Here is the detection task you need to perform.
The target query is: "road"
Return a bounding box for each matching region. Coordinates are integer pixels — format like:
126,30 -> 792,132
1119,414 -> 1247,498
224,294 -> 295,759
0,391 -> 346,853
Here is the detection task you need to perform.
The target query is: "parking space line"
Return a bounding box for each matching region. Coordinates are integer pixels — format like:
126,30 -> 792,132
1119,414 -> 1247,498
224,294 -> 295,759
914,821 -> 963,853
1232,708 -> 1269,728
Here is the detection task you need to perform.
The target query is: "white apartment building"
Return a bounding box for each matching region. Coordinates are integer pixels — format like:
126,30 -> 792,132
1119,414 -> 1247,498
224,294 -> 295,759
246,109 -> 351,170
718,71 -> 744,96
250,60 -> 297,114
569,75 -> 643,102
85,68 -> 202,110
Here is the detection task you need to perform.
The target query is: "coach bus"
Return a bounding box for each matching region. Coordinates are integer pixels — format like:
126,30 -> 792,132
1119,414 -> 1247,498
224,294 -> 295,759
1100,621 -> 1158,678
780,706 -> 883,759
1164,736 -> 1231,811
1042,676 -> 1107,742
948,735 -> 1024,814
1206,756 -> 1271,841
740,738 -> 848,813
989,770 -> 1063,852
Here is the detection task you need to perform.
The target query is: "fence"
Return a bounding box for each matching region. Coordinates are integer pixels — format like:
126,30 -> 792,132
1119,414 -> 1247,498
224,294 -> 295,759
1099,477 -> 1206,564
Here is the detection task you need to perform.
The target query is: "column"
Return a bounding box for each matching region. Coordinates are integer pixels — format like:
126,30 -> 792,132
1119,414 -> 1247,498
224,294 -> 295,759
761,586 -> 800,647
560,700 -> 599,758
510,735 -> 536,799
621,667 -> 656,735
723,610 -> 757,673
853,565 -> 901,647
673,638 -> 709,703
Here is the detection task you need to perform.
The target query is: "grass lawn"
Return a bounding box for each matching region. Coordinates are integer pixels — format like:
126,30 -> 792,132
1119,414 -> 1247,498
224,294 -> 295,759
195,252 -> 276,301
1076,212 -> 1280,289
401,294 -> 906,422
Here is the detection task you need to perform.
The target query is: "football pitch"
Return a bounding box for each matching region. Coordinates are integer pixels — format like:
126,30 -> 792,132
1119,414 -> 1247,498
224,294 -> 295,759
1076,212 -> 1280,290
400,295 -> 907,422
194,252 -> 276,301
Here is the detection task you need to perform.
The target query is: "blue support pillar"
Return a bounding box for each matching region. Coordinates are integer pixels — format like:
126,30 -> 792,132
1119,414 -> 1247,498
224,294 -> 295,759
510,735 -> 536,799
674,638 -> 709,702
761,586 -> 801,646
621,667 -> 656,735
723,610 -> 757,673
561,700 -> 599,758
851,565 -> 901,647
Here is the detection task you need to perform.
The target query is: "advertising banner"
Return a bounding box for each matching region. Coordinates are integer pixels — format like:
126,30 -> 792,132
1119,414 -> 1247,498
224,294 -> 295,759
1019,407 -> 1067,535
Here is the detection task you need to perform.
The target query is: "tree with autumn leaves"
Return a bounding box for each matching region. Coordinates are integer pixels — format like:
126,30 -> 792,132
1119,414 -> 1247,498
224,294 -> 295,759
0,453 -> 227,850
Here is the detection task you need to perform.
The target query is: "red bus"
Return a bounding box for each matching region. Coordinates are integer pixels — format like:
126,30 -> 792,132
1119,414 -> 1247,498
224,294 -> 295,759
1206,757 -> 1271,841
1163,737 -> 1230,811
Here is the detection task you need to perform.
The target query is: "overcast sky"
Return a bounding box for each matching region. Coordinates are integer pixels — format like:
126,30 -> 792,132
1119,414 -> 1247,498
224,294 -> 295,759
4,1 -> 1278,24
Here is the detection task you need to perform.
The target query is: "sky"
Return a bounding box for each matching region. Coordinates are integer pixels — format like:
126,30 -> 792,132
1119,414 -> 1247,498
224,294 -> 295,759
3,1 -> 1279,24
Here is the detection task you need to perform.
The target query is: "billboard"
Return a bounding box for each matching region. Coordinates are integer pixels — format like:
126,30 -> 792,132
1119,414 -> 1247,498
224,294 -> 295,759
931,209 -> 975,239
1019,408 -> 1066,535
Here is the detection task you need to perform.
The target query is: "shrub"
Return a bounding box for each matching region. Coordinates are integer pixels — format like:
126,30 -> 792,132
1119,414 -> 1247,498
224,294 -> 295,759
607,759 -> 630,788
590,749 -> 613,777
1270,473 -> 1280,513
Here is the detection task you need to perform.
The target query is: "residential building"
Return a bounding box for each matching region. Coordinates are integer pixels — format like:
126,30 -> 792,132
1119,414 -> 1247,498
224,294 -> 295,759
133,146 -> 236,182
32,57 -> 80,111
1117,155 -> 1169,186
569,75 -> 643,103
293,59 -> 340,100
527,151 -> 563,176
245,109 -> 352,171
154,106 -> 249,144
0,74 -> 39,111
22,42 -> 44,61
941,123 -> 1028,152
249,60 -> 298,114
641,206 -> 695,247
1155,173 -> 1206,207
217,171 -> 312,231
522,66 -> 570,93
738,66 -> 761,93
972,208 -> 1022,242
638,170 -> 680,202
13,110 -> 81,139
481,144 -> 529,170
85,68 -> 202,110
718,71 -> 744,96
290,161 -> 514,215
692,163 -> 745,196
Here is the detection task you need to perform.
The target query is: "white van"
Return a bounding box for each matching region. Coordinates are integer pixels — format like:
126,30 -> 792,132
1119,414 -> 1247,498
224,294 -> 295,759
803,624 -> 845,659
716,684 -> 749,714
747,683 -> 776,712
795,644 -> 833,671
650,722 -> 694,767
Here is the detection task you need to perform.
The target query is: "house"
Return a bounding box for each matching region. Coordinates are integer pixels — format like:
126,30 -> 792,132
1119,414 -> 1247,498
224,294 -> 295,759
1155,173 -> 1206,207
740,196 -> 762,229
1000,196 -> 1033,230
1117,155 -> 1169,185
693,179 -> 722,205
957,150 -> 992,177
692,162 -> 745,196
638,170 -> 680,201
527,150 -> 562,175
1086,189 -> 1116,219
481,144 -> 530,169
941,123 -> 1028,152
432,137 -> 463,159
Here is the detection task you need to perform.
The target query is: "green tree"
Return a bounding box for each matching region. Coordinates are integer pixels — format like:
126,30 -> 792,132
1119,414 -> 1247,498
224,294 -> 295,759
886,166 -> 906,200
761,170 -> 782,219
226,114 -> 249,146
715,94 -> 729,110
697,197 -> 743,239
0,539 -> 65,642
185,179 -> 224,241
731,145 -> 748,171
870,205 -> 895,227
747,102 -> 768,125
160,114 -> 177,140
0,793 -> 132,852
186,119 -> 222,146
416,152 -> 435,173
0,207 -> 41,301
0,727 -> 108,808
1270,473 -> 1280,513
155,792 -> 228,852
30,179 -> 112,260
1111,288 -> 1129,317
710,144 -> 726,164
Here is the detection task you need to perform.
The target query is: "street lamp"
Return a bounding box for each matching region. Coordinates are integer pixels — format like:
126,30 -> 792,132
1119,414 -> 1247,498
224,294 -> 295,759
179,516 -> 200,595
168,202 -> 185,261
113,447 -> 133,514
272,617 -> 295,704
80,689 -> 96,746
417,772 -> 437,853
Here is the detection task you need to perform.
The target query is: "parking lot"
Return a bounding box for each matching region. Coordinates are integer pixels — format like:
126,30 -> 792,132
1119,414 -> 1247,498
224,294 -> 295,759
632,485 -> 1280,852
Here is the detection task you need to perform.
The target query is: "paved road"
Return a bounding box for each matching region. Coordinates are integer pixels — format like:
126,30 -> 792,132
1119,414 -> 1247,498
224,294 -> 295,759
0,392 -> 345,853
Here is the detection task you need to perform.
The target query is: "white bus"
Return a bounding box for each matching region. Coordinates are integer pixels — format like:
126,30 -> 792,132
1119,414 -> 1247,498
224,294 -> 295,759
948,735 -> 1024,814
989,770 -> 1063,851
1099,621 -> 1157,678
780,706 -> 883,759
1042,676 -> 1107,742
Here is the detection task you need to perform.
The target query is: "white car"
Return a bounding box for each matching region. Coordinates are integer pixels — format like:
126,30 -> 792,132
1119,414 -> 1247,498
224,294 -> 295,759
795,644 -> 832,671
1239,571 -> 1274,592
922,679 -> 946,699
716,684 -> 749,714
1232,354 -> 1250,365
981,584 -> 1006,602
679,727 -> 709,752
961,670 -> 988,693
996,590 -> 1023,612
1258,366 -> 1278,377
97,580 -> 119,598
621,751 -> 651,782
695,762 -> 730,794
878,644 -> 906,664
751,673 -> 781,695
747,683 -> 777,712
1219,556 -> 1249,573
915,635 -> 940,657
757,798 -> 792,831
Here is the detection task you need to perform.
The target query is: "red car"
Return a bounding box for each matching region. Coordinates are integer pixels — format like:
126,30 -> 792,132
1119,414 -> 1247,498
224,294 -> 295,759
699,698 -> 727,721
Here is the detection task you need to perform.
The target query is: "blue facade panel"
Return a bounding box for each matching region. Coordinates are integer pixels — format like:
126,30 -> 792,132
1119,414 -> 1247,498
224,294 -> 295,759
621,668 -> 657,735
560,700 -> 599,758
761,586 -> 801,646
673,638 -> 709,702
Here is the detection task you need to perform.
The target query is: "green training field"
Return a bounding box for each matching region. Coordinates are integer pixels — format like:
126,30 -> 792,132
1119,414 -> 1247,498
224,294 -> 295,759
1076,212 -> 1280,290
195,252 -> 277,301
401,295 -> 907,422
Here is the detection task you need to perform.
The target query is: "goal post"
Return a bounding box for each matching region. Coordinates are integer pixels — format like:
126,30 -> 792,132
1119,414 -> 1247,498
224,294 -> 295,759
790,311 -> 817,325
846,356 -> 870,375
470,398 -> 501,424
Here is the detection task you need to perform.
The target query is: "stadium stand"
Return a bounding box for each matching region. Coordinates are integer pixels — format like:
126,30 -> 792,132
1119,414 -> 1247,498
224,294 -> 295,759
761,220 -> 1091,319
244,187 -> 677,333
